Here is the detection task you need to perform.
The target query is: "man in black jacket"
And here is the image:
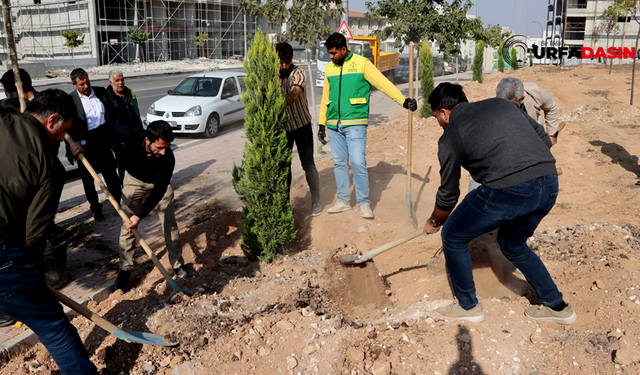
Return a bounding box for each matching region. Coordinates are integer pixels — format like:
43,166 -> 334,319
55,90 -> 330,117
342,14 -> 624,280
0,89 -> 97,375
106,69 -> 144,184
111,120 -> 197,291
67,68 -> 121,221
423,82 -> 576,325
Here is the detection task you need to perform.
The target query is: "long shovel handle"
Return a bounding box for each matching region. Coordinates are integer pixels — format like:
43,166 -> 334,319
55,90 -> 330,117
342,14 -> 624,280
64,133 -> 188,293
355,228 -> 424,263
49,286 -> 117,336
406,45 -> 418,229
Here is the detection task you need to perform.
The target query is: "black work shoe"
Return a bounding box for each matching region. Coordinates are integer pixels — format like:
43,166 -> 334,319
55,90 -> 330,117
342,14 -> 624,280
310,202 -> 322,217
173,265 -> 198,279
0,311 -> 14,327
91,204 -> 105,221
114,270 -> 131,291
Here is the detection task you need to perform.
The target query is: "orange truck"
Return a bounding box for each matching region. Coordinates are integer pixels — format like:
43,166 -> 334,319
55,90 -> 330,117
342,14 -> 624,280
316,36 -> 400,87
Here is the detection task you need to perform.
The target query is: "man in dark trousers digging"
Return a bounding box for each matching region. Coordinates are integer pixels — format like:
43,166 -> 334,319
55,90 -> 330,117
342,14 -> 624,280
0,89 -> 97,374
423,82 -> 577,325
67,68 -> 122,221
276,42 -> 322,216
112,120 -> 197,291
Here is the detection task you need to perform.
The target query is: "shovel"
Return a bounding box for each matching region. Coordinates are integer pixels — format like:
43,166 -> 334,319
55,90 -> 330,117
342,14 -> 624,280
65,133 -> 192,295
406,44 -> 419,229
49,286 -> 177,347
340,228 -> 423,265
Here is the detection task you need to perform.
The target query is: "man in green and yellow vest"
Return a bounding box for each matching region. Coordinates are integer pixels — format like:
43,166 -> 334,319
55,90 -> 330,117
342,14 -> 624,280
319,32 -> 417,219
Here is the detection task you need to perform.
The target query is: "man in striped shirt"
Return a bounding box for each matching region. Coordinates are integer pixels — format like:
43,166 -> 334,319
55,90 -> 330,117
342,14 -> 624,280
277,42 -> 321,217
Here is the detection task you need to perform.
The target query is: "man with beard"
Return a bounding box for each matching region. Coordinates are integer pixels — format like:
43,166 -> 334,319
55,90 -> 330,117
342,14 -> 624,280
319,32 -> 417,219
67,68 -> 121,221
106,69 -> 144,184
112,120 -> 197,291
275,42 -> 321,216
0,89 -> 97,374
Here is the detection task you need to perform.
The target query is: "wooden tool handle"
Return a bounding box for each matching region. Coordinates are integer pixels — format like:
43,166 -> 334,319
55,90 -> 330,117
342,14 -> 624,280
407,45 -> 414,197
357,228 -> 423,263
49,286 -> 116,335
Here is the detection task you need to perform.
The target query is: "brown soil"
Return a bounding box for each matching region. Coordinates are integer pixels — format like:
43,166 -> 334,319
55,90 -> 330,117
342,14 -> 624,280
4,63 -> 640,374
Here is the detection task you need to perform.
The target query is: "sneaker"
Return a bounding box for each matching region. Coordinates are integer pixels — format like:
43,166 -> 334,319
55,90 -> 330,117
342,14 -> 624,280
174,265 -> 198,278
310,202 -> 322,217
435,300 -> 485,323
0,311 -> 14,327
113,270 -> 131,292
359,203 -> 374,219
327,201 -> 351,214
525,303 -> 577,325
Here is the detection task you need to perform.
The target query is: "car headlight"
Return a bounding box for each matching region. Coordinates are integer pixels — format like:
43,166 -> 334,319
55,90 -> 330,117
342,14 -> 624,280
184,105 -> 202,117
147,103 -> 155,115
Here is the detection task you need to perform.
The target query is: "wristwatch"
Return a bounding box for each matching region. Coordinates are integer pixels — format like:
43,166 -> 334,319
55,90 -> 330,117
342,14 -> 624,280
80,140 -> 87,146
428,217 -> 443,228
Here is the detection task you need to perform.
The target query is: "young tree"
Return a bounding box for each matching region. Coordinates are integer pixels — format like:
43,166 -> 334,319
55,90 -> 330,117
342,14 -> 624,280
194,32 -> 211,63
529,50 -> 533,67
126,27 -> 151,64
419,40 -> 435,118
232,30 -> 296,262
61,29 -> 84,68
238,0 -> 344,154
497,42 -> 505,72
472,40 -> 484,83
510,48 -> 519,70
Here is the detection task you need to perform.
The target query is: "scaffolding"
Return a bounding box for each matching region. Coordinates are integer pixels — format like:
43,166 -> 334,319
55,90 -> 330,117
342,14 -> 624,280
5,0 -> 256,67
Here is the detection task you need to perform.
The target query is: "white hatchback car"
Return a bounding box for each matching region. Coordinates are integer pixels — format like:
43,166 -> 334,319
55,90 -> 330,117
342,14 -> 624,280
146,71 -> 247,137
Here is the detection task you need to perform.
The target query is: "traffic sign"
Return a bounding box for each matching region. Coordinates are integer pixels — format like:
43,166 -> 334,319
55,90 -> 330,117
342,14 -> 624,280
337,20 -> 354,40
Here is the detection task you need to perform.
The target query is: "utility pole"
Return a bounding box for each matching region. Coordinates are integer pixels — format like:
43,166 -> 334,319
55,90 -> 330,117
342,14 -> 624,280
342,0 -> 349,26
1,0 -> 25,112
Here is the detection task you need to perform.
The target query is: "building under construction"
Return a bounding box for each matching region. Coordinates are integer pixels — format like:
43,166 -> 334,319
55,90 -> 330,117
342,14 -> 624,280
3,0 -> 256,68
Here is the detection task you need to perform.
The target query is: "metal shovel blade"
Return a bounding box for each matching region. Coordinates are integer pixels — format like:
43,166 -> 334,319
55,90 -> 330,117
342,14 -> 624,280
339,253 -> 360,265
114,327 -> 178,347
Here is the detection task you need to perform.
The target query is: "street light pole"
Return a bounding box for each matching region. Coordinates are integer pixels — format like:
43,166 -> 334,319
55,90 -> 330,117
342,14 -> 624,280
520,0 -> 529,36
531,20 -> 543,43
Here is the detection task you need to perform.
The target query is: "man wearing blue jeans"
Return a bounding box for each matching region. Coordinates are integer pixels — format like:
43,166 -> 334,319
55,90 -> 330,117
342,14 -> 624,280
0,90 -> 97,374
423,82 -> 576,325
319,33 -> 417,219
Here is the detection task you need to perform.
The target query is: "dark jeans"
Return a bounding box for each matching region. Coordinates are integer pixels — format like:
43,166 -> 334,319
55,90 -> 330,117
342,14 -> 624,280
0,246 -> 97,375
79,126 -> 121,210
287,124 -> 320,203
440,175 -> 563,310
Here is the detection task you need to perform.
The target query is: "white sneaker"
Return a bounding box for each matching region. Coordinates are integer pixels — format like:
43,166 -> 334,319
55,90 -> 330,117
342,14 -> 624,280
327,201 -> 351,213
359,203 -> 374,219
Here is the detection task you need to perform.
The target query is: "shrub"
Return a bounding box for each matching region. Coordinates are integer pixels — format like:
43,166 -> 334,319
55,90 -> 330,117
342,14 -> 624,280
419,40 -> 435,118
472,40 -> 484,83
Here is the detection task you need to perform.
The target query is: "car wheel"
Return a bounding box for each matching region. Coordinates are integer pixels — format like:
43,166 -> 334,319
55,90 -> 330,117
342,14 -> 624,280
204,113 -> 220,138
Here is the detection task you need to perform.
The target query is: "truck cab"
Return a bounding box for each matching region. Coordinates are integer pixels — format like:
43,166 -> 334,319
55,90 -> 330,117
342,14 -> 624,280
316,37 -> 397,87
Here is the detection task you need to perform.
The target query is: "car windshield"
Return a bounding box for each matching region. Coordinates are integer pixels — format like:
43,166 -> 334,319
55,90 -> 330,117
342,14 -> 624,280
318,44 -> 331,62
399,57 -> 410,66
170,77 -> 222,97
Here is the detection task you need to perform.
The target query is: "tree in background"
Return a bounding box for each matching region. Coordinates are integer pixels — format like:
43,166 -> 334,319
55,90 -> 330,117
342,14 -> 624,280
472,40 -> 484,83
126,27 -> 151,64
232,30 -> 295,262
510,48 -> 519,70
497,42 -> 505,72
194,32 -> 211,60
419,40 -> 435,118
529,50 -> 533,67
238,0 -> 344,154
61,29 -> 84,68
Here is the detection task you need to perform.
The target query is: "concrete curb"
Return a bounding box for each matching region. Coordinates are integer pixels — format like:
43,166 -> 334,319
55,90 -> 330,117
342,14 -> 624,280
0,266 -> 149,364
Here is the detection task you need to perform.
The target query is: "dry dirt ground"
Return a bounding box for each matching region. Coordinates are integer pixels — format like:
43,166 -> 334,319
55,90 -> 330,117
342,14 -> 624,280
3,63 -> 640,375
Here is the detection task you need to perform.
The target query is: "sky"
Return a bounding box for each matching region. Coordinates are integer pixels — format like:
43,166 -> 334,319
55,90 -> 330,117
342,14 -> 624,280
348,0 -> 549,38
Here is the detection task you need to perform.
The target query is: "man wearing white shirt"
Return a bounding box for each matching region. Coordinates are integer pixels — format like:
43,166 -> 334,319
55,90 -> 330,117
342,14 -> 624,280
67,68 -> 121,221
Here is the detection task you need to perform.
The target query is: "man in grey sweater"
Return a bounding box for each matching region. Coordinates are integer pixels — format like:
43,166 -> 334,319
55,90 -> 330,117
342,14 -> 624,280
423,82 -> 576,325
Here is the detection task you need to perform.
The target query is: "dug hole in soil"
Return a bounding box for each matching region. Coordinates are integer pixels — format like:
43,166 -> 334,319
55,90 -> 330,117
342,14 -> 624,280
3,64 -> 640,375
